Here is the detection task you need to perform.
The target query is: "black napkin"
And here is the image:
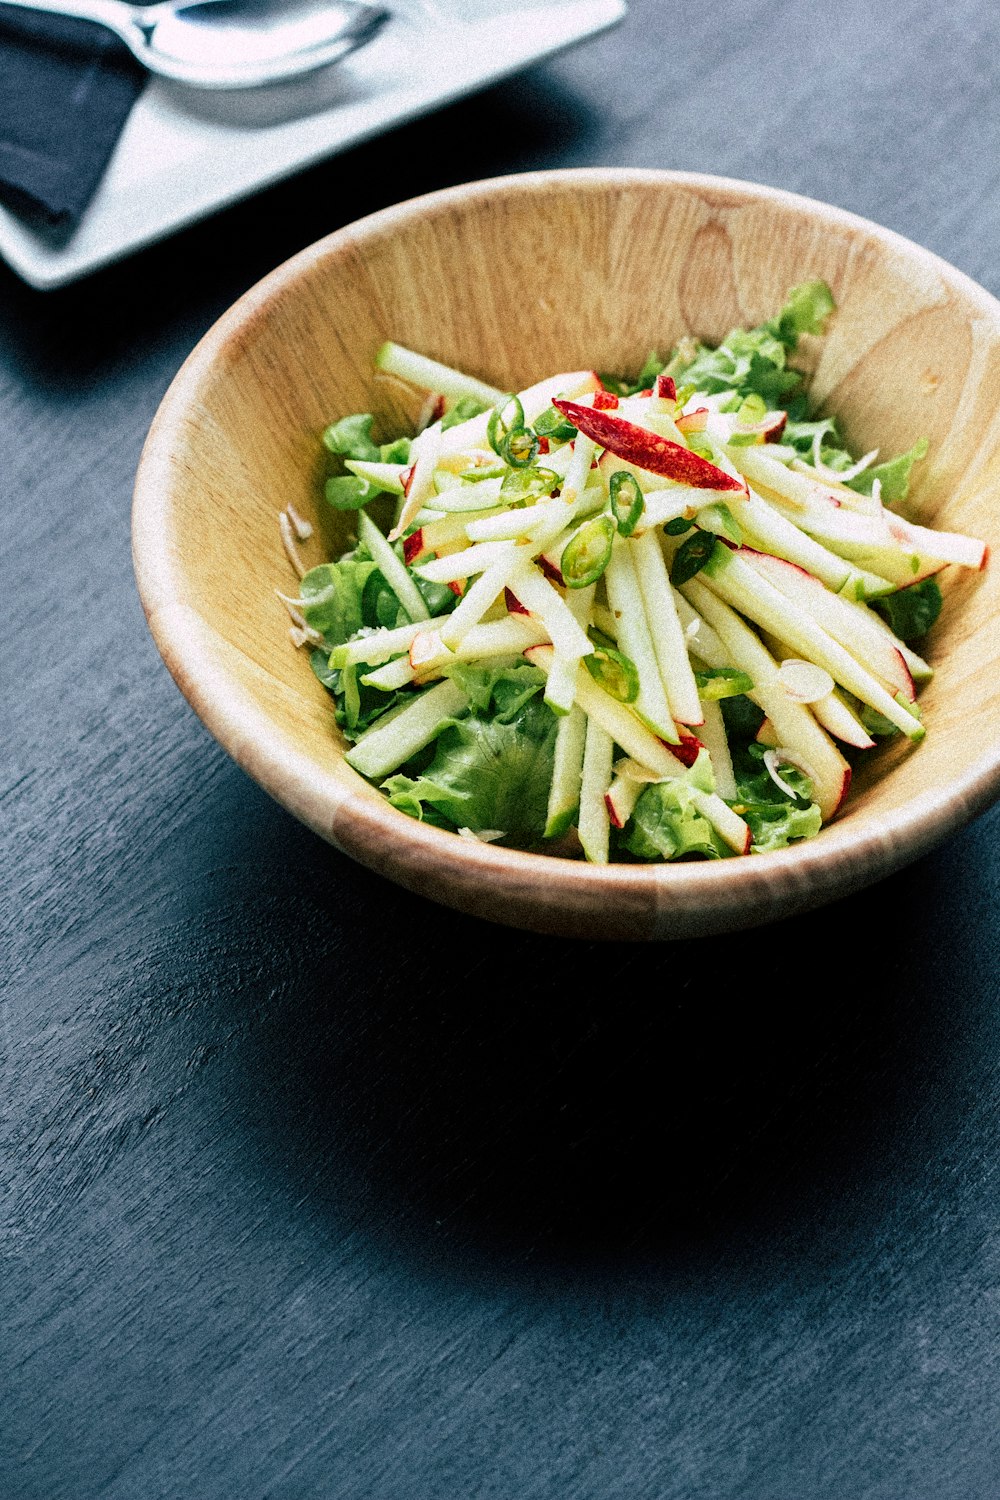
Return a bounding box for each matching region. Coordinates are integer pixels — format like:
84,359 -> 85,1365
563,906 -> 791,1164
0,4 -> 145,233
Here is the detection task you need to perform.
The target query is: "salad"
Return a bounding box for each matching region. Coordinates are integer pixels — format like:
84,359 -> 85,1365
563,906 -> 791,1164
275,283 -> 987,864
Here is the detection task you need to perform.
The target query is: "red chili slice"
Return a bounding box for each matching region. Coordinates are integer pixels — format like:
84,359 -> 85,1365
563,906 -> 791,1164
592,390 -> 620,410
552,399 -> 745,492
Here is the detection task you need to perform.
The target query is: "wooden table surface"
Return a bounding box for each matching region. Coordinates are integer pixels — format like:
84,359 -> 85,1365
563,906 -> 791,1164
5,1 -> 1000,1495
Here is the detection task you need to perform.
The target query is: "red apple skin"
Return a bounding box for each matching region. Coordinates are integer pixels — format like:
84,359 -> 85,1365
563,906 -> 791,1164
764,412 -> 788,441
832,765 -> 852,818
505,587 -> 530,616
604,791 -> 625,830
593,391 -> 620,410
403,529 -> 425,566
447,580 -> 464,598
656,374 -> 677,401
552,400 -> 746,492
409,631 -> 442,669
636,388 -> 654,398
666,732 -> 704,768
740,546 -> 916,701
537,554 -> 564,585
401,464 -> 415,496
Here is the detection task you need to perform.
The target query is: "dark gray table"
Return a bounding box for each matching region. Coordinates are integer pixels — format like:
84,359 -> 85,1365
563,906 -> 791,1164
5,2 -> 1000,1496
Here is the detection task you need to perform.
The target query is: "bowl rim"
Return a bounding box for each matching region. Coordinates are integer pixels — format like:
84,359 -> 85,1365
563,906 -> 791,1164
132,166 -> 1000,931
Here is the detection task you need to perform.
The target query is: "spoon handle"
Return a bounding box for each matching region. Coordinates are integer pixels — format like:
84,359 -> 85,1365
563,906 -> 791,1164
0,0 -> 148,50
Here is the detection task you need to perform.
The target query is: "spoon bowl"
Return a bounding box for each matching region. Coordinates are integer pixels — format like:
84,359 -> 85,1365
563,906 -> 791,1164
1,0 -> 390,88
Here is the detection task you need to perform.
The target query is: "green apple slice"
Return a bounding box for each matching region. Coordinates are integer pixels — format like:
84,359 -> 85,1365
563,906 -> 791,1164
375,342 -> 504,408
357,511 -> 429,623
700,546 -> 923,739
545,704 -> 587,838
631,529 -> 703,726
605,537 -> 679,743
344,459 -> 408,494
697,698 -> 738,800
740,548 -> 916,700
346,678 -> 469,780
578,717 -> 614,864
678,579 -> 851,820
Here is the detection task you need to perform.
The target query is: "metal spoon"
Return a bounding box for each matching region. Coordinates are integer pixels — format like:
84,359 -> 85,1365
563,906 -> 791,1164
1,0 -> 390,89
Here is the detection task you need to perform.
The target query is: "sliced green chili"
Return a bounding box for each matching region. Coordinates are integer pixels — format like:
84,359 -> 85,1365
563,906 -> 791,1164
585,645 -> 640,703
561,515 -> 616,588
663,515 -> 694,536
535,404 -> 578,441
486,394 -> 525,456
500,466 -> 560,502
670,530 -> 717,585
500,426 -> 540,469
694,667 -> 754,700
609,471 -> 644,536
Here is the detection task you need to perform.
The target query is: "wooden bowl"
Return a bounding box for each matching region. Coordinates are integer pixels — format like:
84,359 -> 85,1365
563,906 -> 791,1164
132,169 -> 1000,939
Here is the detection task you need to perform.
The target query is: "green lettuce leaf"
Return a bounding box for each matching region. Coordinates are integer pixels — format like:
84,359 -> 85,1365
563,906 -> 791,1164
322,413 -> 380,462
300,560 -> 379,647
622,777 -> 727,862
731,743 -> 822,852
441,397 -> 490,431
383,690 -> 556,846
847,437 -> 929,501
361,549 -> 457,631
325,475 -> 381,510
870,577 -> 942,639
444,659 -> 547,721
379,436 -> 412,464
308,644 -> 415,740
741,798 -> 822,852
766,279 -> 836,347
663,281 -> 835,410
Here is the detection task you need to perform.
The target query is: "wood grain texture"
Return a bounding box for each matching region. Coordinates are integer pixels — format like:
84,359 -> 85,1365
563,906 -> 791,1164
6,3 -> 1000,1497
135,169 -> 1000,939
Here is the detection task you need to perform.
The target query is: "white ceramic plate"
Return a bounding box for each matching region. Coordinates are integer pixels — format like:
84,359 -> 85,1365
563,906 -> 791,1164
0,0 -> 625,290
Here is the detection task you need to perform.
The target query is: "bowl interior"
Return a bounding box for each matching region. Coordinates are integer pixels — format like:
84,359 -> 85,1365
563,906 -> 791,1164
134,171 -> 1000,937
